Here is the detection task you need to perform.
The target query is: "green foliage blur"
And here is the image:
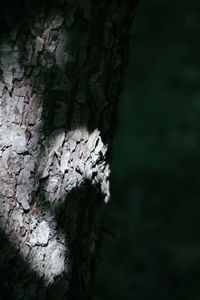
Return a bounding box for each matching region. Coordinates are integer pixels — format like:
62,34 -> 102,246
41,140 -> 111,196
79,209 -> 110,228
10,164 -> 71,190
96,1 -> 200,299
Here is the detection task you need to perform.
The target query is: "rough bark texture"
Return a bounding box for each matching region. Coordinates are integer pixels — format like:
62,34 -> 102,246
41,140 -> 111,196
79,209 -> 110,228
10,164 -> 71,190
0,1 -> 136,299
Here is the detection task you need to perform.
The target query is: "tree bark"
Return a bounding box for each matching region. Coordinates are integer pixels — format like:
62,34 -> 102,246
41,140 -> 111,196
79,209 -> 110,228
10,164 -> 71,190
0,1 -> 137,299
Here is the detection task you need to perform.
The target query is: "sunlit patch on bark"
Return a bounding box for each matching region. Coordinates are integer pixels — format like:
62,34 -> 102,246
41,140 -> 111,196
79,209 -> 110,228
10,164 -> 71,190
38,127 -> 110,204
0,125 -> 110,283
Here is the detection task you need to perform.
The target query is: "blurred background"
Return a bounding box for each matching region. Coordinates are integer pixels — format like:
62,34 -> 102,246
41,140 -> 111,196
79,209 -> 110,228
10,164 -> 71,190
96,0 -> 200,299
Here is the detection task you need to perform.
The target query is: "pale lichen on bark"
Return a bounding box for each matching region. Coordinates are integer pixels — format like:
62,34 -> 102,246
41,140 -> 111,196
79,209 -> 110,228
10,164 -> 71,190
0,0 -> 136,299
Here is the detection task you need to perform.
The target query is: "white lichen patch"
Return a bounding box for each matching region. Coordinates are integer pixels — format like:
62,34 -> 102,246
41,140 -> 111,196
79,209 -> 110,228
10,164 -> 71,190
37,220 -> 50,245
29,220 -> 50,246
0,125 -> 27,153
49,247 -> 65,277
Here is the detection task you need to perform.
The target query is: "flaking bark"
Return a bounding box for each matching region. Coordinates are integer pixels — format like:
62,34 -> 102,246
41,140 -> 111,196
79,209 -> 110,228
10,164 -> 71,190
0,1 -> 137,299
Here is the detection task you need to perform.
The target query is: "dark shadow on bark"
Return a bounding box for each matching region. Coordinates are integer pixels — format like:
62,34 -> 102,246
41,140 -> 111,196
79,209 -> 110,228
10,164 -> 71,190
0,180 -> 105,300
54,179 -> 104,300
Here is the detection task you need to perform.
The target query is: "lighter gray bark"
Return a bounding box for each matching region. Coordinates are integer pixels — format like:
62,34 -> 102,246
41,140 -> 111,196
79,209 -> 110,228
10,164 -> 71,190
0,1 -> 136,299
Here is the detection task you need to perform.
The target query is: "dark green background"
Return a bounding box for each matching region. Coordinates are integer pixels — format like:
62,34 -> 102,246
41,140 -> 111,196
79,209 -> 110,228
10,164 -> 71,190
96,1 -> 200,299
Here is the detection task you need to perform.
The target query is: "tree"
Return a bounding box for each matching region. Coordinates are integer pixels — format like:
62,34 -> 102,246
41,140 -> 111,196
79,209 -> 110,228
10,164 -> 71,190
0,0 -> 137,299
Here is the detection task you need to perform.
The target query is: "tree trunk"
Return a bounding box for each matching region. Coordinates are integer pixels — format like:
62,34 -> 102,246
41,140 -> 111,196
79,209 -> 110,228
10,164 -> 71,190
0,1 -> 136,299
